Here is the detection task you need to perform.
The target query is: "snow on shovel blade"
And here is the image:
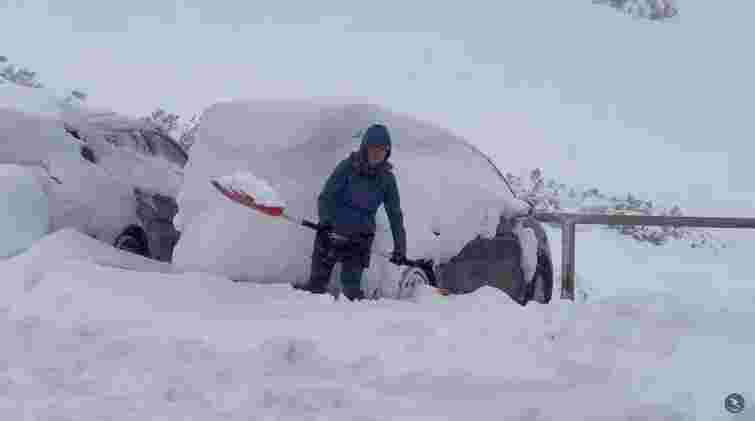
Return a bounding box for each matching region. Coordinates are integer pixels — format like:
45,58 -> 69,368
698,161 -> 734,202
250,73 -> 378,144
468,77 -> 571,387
210,172 -> 286,217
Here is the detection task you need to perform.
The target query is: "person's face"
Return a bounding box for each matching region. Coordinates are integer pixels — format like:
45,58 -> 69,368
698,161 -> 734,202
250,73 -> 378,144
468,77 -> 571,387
367,144 -> 388,165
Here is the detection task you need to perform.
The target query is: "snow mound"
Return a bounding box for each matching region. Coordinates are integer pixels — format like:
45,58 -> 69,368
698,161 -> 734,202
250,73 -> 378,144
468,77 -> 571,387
0,164 -> 50,257
173,99 -> 531,291
0,228 -> 175,302
1,258 -> 715,420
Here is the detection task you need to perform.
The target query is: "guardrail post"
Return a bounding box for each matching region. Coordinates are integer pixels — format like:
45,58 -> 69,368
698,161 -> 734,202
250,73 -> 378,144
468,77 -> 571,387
561,220 -> 576,301
535,211 -> 755,302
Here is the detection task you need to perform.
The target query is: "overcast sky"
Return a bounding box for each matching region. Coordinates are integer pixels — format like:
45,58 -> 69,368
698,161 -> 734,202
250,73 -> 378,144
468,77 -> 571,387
1,0 -> 753,214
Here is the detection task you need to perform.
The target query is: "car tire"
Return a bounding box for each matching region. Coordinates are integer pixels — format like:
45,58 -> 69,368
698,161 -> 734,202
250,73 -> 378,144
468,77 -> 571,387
113,224 -> 150,258
397,266 -> 430,300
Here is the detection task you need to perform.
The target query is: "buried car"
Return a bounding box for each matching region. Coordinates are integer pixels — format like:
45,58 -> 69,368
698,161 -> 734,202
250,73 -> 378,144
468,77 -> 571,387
0,83 -> 185,261
172,99 -> 554,305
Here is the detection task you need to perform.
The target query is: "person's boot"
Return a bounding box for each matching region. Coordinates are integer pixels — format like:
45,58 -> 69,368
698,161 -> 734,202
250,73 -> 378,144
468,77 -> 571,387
292,282 -> 328,294
342,288 -> 366,301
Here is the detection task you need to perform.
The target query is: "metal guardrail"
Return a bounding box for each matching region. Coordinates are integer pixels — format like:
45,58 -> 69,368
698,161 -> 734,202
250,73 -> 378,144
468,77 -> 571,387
533,212 -> 755,301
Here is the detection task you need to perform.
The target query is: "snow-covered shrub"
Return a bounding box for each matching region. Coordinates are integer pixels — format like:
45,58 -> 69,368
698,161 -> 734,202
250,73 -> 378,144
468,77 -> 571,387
1,55 -> 88,100
0,56 -> 43,88
142,108 -> 201,153
506,168 -> 728,251
592,0 -> 678,21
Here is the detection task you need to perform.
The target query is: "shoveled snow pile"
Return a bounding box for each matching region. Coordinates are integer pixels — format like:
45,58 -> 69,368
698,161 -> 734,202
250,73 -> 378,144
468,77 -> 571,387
0,228 -> 175,307
213,171 -> 287,208
173,100 -> 532,290
0,250 -> 719,420
0,164 -> 50,258
5,241 -> 753,421
3,225 -> 753,420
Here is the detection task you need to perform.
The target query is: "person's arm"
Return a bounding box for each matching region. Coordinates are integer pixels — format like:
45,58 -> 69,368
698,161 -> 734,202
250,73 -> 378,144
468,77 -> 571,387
384,172 -> 407,256
317,159 -> 351,225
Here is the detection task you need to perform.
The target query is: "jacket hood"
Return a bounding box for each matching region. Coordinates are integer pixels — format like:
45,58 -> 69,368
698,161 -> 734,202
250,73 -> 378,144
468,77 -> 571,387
359,123 -> 392,162
349,124 -> 393,177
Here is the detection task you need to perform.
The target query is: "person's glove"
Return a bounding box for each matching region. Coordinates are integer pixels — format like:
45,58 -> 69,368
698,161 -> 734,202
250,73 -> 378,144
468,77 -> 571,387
389,250 -> 407,266
316,222 -> 333,234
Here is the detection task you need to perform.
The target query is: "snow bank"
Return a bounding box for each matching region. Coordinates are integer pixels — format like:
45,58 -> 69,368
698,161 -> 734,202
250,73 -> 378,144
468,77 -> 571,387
2,258 -> 724,420
0,228 -> 175,308
1,206 -> 750,420
173,100 -> 531,291
0,165 -> 50,258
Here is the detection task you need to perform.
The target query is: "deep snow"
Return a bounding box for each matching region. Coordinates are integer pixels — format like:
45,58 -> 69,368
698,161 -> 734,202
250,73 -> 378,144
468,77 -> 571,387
2,224 -> 752,420
2,89 -> 753,420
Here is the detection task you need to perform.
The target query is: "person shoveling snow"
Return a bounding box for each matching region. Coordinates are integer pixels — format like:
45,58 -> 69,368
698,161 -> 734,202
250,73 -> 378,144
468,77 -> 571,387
302,123 -> 408,301
213,124 -> 411,301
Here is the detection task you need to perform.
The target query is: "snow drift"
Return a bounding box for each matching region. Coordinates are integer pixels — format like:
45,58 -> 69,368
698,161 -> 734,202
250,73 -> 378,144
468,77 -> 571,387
0,93 -> 751,420
172,100 -> 532,293
1,227 -> 174,290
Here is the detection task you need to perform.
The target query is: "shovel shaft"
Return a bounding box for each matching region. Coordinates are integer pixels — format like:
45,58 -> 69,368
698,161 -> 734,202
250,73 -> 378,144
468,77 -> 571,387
283,212 -> 414,264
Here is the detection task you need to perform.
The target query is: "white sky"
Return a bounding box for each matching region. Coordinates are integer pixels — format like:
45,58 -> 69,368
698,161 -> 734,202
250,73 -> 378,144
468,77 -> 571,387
1,0 -> 753,214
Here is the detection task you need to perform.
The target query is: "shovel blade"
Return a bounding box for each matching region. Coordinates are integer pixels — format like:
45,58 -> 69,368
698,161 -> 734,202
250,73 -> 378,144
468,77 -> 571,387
210,179 -> 285,217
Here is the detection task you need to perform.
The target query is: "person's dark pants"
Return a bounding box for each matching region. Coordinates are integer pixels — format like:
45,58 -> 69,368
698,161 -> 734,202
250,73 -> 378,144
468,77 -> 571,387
304,230 -> 373,300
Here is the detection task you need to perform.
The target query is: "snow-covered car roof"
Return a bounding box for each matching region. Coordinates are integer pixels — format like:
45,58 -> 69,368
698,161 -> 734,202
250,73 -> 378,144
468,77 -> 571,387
63,106 -> 188,168
0,83 -> 187,170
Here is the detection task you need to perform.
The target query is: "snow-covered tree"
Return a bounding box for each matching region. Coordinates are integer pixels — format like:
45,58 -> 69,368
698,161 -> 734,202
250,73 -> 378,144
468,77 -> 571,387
506,168 -> 729,251
0,55 -> 44,88
177,114 -> 201,151
143,108 -> 201,152
143,108 -> 180,136
1,55 -> 88,100
70,90 -> 87,101
593,0 -> 679,21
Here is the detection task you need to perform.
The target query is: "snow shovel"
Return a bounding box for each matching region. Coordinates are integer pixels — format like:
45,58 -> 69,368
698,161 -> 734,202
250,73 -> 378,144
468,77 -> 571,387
210,177 -> 437,283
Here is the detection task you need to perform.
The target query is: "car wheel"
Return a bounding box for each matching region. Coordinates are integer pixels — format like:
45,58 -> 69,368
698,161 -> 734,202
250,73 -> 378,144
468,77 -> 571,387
397,266 -> 430,300
113,224 -> 150,258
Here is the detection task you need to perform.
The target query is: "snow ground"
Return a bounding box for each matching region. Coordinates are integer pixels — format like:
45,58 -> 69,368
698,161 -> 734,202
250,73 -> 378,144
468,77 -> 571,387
2,225 -> 753,420
2,87 -> 752,420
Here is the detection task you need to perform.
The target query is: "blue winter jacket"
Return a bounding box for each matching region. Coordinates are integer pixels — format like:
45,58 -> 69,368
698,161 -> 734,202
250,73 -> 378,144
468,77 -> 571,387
317,124 -> 407,255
